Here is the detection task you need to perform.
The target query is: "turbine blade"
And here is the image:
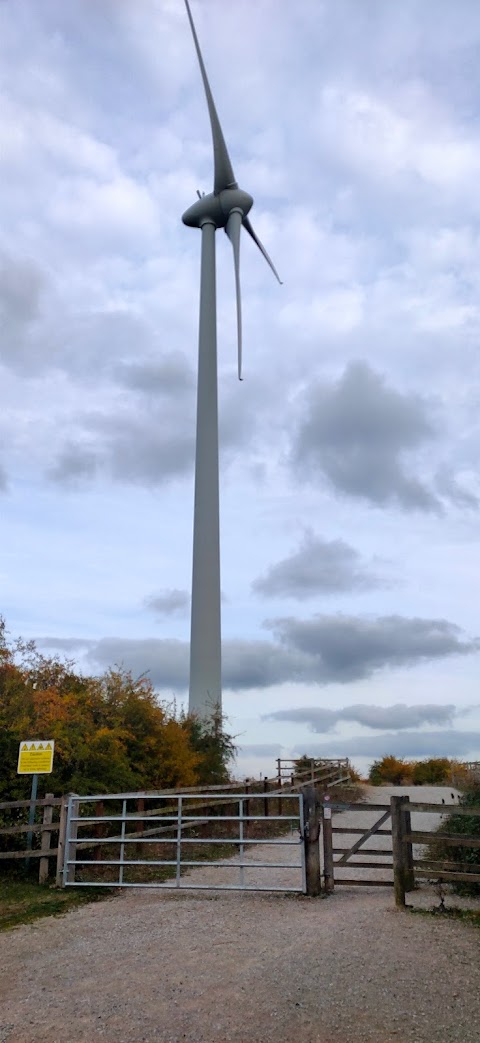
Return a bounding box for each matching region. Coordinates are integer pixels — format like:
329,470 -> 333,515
184,0 -> 238,195
225,209 -> 243,381
242,215 -> 283,284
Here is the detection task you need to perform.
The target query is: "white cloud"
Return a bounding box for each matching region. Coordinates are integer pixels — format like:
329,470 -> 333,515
2,0 -> 480,771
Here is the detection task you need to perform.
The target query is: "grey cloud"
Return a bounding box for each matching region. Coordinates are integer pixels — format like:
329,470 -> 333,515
240,744 -> 282,757
62,312 -> 153,379
0,253 -> 47,371
116,354 -> 194,395
47,357 -> 260,493
105,415 -> 193,485
252,531 -> 384,599
0,462 -> 8,492
264,702 -> 456,732
144,589 -> 190,618
220,640 -> 316,690
0,253 -> 44,328
49,406 -> 194,489
293,731 -> 480,759
457,703 -> 480,717
435,466 -> 479,509
38,636 -> 95,651
88,637 -> 190,689
268,613 -> 477,683
48,443 -> 98,485
85,636 -> 315,691
82,611 -> 477,692
292,362 -> 440,511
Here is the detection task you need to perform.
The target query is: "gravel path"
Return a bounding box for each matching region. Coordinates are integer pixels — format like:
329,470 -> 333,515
1,787 -> 479,1043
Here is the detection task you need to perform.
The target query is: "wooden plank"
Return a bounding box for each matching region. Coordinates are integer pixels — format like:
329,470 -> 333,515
401,802 -> 480,816
0,822 -> 59,837
332,827 -> 391,836
329,801 -> 480,816
391,795 -> 408,907
39,794 -> 53,884
329,802 -> 395,813
414,857 -> 480,872
322,806 -> 334,894
336,808 -> 391,865
333,879 -> 394,887
0,797 -> 63,810
333,847 -> 392,857
303,785 -> 321,896
67,798 -> 79,884
406,832 -> 480,848
56,799 -> 68,887
334,860 -> 393,870
0,849 -> 59,860
403,805 -> 414,889
415,869 -> 480,883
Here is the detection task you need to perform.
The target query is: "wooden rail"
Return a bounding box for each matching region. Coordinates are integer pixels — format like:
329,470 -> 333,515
390,796 -> 480,906
320,795 -> 480,901
0,792 -> 63,883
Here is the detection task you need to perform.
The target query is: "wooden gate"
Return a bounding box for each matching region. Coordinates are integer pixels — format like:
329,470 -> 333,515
321,800 -> 397,890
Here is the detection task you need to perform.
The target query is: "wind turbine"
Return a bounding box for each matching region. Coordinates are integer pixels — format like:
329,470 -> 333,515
182,0 -> 281,718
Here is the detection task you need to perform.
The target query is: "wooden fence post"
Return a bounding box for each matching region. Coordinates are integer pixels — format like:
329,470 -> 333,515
66,794 -> 79,885
322,799 -> 334,894
55,796 -> 68,887
38,793 -> 54,884
302,785 -> 321,897
263,776 -> 269,817
403,801 -> 415,892
391,795 -> 409,907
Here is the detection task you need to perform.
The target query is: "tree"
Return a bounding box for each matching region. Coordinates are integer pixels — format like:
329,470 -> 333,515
368,755 -> 412,786
0,618 -> 218,799
292,755 -> 316,780
412,758 -> 451,786
181,705 -> 237,785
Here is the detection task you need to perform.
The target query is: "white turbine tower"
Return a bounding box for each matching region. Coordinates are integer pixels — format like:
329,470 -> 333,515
183,0 -> 281,718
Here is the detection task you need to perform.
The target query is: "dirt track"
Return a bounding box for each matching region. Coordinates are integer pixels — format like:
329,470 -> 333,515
1,786 -> 479,1043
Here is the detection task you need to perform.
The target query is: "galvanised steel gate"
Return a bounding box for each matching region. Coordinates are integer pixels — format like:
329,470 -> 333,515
62,790 -> 306,893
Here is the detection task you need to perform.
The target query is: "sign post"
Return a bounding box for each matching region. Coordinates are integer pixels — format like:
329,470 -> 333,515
17,741 -> 55,863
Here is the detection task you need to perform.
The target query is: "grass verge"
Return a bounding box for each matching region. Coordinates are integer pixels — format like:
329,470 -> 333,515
0,874 -> 113,932
409,906 -> 480,929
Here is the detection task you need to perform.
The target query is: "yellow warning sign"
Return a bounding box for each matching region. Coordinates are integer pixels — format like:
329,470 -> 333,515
17,740 -> 55,774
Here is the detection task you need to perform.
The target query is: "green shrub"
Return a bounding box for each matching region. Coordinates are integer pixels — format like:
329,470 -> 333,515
427,782 -> 480,897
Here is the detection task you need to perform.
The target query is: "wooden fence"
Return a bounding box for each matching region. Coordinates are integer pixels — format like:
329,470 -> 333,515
276,757 -> 351,788
319,794 -> 480,904
0,794 -> 66,884
390,795 -> 480,906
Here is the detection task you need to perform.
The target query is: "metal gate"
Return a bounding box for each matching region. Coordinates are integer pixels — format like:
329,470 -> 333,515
62,790 -> 306,893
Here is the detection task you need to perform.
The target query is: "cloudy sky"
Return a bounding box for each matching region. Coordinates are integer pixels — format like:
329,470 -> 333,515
2,0 -> 480,779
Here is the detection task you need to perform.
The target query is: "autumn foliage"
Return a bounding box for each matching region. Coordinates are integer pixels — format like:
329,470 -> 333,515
368,754 -> 475,787
0,619 -> 235,800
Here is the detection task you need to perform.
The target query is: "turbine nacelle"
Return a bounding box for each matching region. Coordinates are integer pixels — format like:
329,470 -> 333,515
182,188 -> 254,229
183,0 -> 281,384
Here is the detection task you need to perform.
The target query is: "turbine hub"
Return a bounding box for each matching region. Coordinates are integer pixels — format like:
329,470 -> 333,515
182,187 -> 253,229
